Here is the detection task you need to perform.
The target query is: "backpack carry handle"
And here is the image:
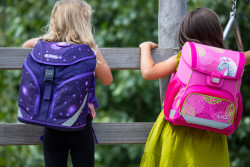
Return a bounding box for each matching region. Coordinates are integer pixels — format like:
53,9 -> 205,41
188,42 -> 197,69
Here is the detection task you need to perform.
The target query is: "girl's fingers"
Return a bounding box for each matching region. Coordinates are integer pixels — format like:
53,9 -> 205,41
139,42 -> 158,49
151,43 -> 158,49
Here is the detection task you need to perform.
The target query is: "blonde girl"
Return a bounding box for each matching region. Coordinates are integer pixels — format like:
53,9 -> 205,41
23,0 -> 113,166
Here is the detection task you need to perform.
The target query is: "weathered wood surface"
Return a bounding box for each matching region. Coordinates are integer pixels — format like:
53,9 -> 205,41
0,0 -> 187,147
0,47 -> 175,145
0,47 -> 178,70
0,122 -> 154,145
158,0 -> 187,105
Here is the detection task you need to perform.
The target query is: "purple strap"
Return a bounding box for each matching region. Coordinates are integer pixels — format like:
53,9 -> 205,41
91,126 -> 99,144
43,82 -> 53,100
39,134 -> 44,142
40,100 -> 50,121
88,75 -> 100,109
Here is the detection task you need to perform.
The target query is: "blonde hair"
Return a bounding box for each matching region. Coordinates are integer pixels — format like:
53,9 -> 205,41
42,0 -> 96,51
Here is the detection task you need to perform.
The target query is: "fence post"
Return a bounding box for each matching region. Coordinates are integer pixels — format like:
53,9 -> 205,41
158,0 -> 187,105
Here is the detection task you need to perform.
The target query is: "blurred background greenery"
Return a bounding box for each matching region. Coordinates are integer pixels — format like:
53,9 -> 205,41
0,0 -> 250,166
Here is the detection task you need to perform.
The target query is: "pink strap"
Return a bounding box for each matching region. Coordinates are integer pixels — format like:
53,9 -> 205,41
187,42 -> 197,69
235,52 -> 245,78
234,95 -> 243,130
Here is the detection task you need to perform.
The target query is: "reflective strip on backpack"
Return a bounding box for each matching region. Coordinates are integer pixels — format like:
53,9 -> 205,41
181,112 -> 231,129
17,109 -> 23,118
61,93 -> 88,127
169,109 -> 176,119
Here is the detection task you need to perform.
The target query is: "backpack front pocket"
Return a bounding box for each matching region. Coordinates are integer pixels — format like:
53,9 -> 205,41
178,86 -> 235,129
49,72 -> 93,127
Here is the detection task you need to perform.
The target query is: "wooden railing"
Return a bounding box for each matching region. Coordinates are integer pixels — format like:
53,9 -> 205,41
0,47 -> 177,145
0,0 -> 186,146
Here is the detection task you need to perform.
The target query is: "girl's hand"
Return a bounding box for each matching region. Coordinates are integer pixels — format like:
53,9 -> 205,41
140,41 -> 177,80
139,42 -> 158,49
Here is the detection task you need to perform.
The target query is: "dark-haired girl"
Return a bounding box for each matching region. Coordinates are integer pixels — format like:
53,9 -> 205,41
139,8 -> 250,167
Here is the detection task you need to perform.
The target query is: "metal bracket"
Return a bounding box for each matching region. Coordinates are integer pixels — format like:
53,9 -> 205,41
223,12 -> 244,52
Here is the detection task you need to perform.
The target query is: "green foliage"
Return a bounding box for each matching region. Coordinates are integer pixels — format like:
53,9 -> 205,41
0,0 -> 55,47
1,0 -> 250,166
90,0 -> 158,47
0,70 -> 21,123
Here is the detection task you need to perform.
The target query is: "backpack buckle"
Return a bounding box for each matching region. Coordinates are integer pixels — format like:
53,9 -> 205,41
210,73 -> 222,85
206,72 -> 224,88
44,67 -> 54,82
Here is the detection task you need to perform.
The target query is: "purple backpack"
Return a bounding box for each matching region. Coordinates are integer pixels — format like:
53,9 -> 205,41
18,39 -> 99,131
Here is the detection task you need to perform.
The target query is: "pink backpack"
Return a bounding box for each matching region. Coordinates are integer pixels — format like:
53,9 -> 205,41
164,42 -> 245,135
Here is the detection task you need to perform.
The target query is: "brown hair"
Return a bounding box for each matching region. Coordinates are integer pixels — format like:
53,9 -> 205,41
178,8 -> 225,49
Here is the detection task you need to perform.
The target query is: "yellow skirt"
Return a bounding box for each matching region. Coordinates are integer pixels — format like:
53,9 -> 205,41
140,110 -> 230,167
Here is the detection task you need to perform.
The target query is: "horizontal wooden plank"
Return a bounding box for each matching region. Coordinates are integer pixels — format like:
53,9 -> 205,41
0,47 -> 178,70
0,122 -> 154,145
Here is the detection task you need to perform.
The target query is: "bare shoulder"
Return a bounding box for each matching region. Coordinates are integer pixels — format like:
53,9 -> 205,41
22,38 -> 40,48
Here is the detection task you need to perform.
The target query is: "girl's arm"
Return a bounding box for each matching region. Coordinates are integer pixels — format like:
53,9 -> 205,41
23,38 -> 40,48
140,41 -> 177,80
95,46 -> 113,85
244,50 -> 250,66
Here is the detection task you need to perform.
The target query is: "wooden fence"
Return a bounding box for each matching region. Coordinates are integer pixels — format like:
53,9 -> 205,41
0,0 -> 186,146
0,47 -> 177,145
